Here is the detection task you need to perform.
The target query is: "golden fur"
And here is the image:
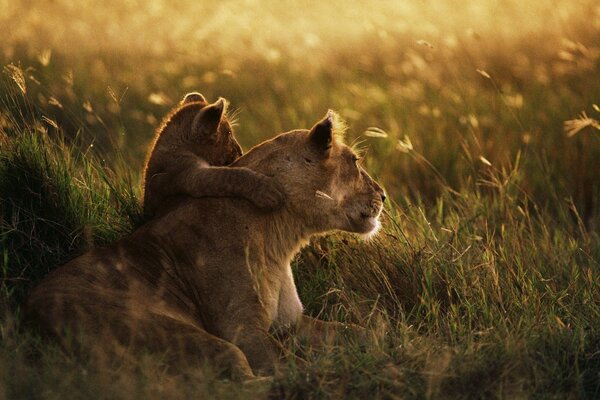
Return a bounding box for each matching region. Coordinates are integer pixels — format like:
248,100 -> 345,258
142,92 -> 284,217
25,111 -> 386,379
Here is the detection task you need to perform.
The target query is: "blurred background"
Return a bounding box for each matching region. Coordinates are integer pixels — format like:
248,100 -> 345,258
1,0 -> 599,226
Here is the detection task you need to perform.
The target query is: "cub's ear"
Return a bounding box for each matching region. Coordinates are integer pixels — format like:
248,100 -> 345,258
309,110 -> 335,155
191,98 -> 226,140
182,92 -> 207,105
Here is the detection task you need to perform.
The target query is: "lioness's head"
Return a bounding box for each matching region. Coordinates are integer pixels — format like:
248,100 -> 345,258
236,111 -> 386,236
161,92 -> 242,166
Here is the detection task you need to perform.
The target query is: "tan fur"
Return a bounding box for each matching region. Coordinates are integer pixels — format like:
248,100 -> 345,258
142,92 -> 284,217
25,111 -> 386,379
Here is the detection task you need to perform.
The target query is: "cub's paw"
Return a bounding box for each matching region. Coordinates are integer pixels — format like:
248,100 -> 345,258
249,178 -> 285,211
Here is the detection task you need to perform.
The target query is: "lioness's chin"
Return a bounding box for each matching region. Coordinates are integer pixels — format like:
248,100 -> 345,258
346,215 -> 381,238
360,217 -> 381,239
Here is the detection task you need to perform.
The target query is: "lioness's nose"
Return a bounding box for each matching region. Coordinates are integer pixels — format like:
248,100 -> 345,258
372,181 -> 386,202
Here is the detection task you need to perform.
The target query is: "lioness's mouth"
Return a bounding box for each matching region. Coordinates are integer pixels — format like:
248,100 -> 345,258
348,210 -> 382,235
360,201 -> 383,220
360,216 -> 381,237
360,211 -> 377,219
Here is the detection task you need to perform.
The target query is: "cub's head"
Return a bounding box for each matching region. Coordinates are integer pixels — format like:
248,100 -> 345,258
160,92 -> 242,166
237,111 -> 386,237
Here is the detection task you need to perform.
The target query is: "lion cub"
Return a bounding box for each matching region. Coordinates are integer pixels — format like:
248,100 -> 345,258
143,92 -> 284,217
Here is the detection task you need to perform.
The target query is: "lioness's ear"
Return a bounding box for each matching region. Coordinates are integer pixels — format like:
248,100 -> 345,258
191,98 -> 226,139
309,110 -> 334,155
182,92 -> 207,105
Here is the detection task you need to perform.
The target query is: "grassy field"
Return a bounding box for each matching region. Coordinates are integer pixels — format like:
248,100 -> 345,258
1,0 -> 599,398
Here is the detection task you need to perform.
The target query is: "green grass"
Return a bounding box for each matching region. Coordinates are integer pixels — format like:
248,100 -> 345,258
1,0 -> 600,398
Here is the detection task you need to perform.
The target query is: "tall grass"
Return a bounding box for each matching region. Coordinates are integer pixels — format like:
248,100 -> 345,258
1,0 -> 599,398
0,81 -> 141,308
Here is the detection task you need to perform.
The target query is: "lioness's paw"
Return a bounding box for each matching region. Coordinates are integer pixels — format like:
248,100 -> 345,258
242,375 -> 274,388
250,178 -> 285,211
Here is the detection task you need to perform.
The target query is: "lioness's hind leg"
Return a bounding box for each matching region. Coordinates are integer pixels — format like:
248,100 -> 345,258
139,315 -> 256,381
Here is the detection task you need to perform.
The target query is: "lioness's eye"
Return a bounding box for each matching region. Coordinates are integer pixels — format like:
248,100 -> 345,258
352,155 -> 360,164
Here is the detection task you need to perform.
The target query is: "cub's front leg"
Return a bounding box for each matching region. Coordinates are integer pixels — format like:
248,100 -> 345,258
149,161 -> 285,212
192,166 -> 285,211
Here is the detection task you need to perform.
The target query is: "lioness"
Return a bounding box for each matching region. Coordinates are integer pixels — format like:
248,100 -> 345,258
25,111 -> 386,379
143,92 -> 284,217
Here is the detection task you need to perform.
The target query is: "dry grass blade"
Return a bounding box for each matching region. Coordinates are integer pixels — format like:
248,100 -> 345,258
148,92 -> 171,106
83,100 -> 93,113
396,135 -> 413,153
476,69 -> 491,79
41,116 -> 59,129
564,111 -> 600,137
48,96 -> 63,109
364,127 -> 388,138
416,40 -> 435,48
38,49 -> 52,67
315,190 -> 334,201
3,64 -> 27,94
479,156 -> 492,166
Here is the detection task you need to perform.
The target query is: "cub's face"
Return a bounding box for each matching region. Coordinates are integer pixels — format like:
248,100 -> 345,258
194,117 -> 242,166
180,93 -> 242,166
239,111 -> 385,236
